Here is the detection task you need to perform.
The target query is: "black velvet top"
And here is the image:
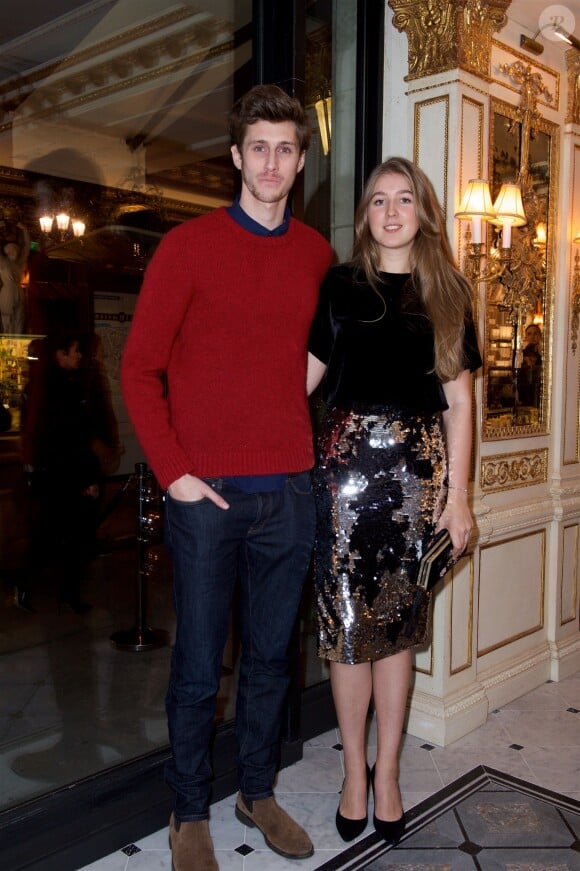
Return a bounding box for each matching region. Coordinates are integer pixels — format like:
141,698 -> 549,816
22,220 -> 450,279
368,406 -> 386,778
308,264 -> 482,413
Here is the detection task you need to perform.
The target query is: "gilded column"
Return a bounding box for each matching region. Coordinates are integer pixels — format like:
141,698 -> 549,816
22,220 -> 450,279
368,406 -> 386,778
387,0 -> 511,81
565,47 -> 580,125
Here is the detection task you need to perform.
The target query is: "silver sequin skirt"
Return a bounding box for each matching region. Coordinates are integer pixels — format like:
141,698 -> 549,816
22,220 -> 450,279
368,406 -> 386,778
314,405 -> 447,664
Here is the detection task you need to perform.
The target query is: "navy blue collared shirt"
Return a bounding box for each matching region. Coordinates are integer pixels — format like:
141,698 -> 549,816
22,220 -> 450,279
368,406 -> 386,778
224,199 -> 291,493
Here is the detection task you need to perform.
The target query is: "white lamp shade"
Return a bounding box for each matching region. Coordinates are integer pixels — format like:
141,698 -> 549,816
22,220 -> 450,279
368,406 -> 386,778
534,222 -> 547,246
72,220 -> 86,238
492,183 -> 527,227
39,214 -> 53,233
454,179 -> 495,220
55,212 -> 71,232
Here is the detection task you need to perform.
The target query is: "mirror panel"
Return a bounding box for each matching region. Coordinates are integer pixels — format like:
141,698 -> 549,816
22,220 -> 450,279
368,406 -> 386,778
482,98 -> 557,440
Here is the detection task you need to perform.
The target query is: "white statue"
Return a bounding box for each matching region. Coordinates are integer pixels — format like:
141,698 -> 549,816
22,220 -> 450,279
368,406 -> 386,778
0,223 -> 29,335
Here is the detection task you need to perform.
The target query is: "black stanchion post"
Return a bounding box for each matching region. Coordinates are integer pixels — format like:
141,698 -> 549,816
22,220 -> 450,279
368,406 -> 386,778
110,462 -> 169,652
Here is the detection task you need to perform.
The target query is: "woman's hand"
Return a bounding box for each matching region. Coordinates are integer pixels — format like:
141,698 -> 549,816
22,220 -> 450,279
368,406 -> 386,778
437,492 -> 473,559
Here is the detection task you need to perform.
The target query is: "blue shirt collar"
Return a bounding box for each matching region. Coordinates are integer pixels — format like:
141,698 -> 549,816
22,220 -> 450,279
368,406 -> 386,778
227,197 -> 291,237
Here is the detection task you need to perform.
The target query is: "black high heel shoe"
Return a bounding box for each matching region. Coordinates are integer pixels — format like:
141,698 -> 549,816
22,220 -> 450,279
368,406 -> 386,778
335,763 -> 371,842
371,765 -> 406,844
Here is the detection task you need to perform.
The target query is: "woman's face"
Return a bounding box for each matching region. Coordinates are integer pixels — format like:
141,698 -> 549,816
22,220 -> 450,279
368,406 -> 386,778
525,325 -> 541,347
367,172 -> 420,269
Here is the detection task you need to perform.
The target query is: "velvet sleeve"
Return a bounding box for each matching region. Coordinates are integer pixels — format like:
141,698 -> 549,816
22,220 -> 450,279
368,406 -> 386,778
308,270 -> 334,365
463,316 -> 483,373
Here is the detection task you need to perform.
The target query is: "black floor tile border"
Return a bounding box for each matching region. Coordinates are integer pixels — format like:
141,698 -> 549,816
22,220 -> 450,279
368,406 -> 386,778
315,766 -> 580,871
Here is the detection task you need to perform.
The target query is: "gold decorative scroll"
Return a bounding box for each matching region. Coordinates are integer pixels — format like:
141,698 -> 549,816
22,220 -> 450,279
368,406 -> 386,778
565,48 -> 580,124
305,24 -> 331,106
480,449 -> 548,492
387,0 -> 510,81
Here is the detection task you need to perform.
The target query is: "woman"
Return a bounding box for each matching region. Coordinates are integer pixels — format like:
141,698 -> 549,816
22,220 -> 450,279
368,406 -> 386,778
307,157 -> 481,844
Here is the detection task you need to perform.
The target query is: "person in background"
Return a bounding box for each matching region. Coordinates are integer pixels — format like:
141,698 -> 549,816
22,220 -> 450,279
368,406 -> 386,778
121,84 -> 333,870
519,323 -> 542,407
307,157 -> 481,846
21,332 -> 102,613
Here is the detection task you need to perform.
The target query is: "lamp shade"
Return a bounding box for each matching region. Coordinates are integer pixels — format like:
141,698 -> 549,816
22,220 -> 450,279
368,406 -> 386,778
492,183 -> 526,248
492,183 -> 527,227
534,221 -> 547,246
454,179 -> 495,221
55,212 -> 71,232
39,214 -> 53,234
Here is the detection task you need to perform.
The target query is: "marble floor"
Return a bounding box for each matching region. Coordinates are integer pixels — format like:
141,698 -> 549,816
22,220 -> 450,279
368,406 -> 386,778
79,671 -> 580,870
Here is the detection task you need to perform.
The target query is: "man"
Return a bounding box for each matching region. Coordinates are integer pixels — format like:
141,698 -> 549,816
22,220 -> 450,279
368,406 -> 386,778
121,84 -> 333,870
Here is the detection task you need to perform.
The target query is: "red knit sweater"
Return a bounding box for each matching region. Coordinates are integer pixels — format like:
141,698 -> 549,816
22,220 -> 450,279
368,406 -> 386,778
121,208 -> 333,489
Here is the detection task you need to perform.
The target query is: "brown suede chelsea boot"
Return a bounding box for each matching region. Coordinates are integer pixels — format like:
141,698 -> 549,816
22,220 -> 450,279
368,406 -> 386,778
235,793 -> 314,859
169,812 -> 218,870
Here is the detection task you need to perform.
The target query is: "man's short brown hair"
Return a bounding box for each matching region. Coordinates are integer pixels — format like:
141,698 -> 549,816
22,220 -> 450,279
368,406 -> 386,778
229,84 -> 311,152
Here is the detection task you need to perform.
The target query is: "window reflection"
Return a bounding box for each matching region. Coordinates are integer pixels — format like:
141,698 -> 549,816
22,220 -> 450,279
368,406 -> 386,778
0,0 -> 343,815
0,0 -> 253,812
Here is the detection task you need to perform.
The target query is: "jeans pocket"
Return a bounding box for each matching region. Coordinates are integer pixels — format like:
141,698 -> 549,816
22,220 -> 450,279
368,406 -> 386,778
166,478 -> 222,506
167,491 -> 208,506
287,471 -> 313,496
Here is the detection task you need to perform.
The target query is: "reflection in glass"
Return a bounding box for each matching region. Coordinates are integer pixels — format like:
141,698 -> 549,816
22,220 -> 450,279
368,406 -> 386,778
483,98 -> 556,438
0,0 -> 344,817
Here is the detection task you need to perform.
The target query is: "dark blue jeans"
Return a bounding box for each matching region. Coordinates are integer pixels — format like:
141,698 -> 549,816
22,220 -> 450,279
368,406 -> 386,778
164,473 -> 315,821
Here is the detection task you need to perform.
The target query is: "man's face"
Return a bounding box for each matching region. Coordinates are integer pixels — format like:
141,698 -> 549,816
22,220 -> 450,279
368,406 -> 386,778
231,120 -> 305,206
56,341 -> 82,370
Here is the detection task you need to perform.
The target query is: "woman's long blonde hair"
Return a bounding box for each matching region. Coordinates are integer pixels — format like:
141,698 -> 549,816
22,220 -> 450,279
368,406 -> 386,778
352,156 -> 474,382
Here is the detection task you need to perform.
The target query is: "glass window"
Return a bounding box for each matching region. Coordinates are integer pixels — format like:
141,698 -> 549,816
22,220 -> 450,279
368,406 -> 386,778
0,0 -> 362,815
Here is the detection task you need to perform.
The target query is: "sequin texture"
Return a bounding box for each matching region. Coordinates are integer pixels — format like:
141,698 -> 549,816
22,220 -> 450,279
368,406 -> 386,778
314,405 -> 447,663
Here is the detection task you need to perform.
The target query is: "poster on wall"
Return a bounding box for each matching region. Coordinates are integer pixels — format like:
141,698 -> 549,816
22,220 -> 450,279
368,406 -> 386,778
93,291 -> 144,475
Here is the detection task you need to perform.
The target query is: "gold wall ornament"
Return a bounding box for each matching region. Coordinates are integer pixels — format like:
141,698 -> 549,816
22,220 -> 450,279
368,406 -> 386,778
480,449 -> 548,492
571,234 -> 580,354
565,48 -> 580,124
305,24 -> 332,155
457,0 -> 511,78
387,0 -> 510,81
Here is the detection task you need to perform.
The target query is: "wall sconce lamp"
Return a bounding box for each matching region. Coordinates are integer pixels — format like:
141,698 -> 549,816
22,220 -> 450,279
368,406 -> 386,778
520,31 -> 544,56
315,94 -> 332,156
454,179 -> 495,244
520,22 -> 580,55
39,212 -> 85,240
571,232 -> 580,354
454,179 -> 526,282
553,24 -> 580,51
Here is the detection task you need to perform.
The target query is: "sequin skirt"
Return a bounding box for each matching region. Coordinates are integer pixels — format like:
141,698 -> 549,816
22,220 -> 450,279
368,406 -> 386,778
314,405 -> 447,664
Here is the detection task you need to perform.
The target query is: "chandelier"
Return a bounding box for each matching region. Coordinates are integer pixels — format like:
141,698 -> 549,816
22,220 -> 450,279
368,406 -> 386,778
35,181 -> 86,242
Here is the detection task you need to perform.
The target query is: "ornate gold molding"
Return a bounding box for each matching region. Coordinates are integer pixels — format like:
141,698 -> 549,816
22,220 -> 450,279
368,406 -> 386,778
305,24 -> 331,106
0,11 -> 232,128
388,0 -> 510,81
565,48 -> 580,124
480,448 -> 548,492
